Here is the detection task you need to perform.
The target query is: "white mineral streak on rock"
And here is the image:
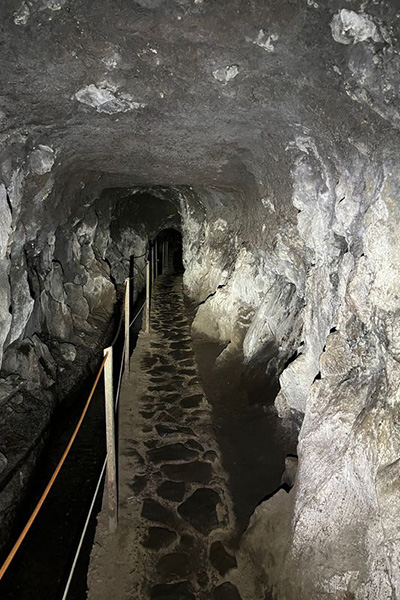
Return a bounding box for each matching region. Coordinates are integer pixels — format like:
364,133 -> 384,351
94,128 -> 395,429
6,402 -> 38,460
331,10 -> 380,45
7,168 -> 24,218
13,2 -> 30,25
102,51 -> 121,70
212,65 -> 239,84
0,185 -> 13,368
0,452 -> 7,475
13,0 -> 66,24
75,84 -> 146,114
44,0 -> 67,10
29,145 -> 55,175
261,197 -> 275,211
252,29 -> 279,52
7,227 -> 35,346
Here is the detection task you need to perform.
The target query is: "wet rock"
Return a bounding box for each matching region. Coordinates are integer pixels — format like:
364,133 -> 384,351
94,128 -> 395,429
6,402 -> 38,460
141,499 -> 174,525
150,581 -> 195,600
181,369 -> 196,376
130,475 -> 147,493
170,341 -> 191,350
140,411 -> 155,419
180,395 -> 202,409
179,533 -> 195,549
148,443 -> 198,463
150,384 -> 176,392
142,527 -> 177,550
165,407 -> 184,420
209,541 -> 237,575
153,365 -> 175,374
178,488 -> 220,534
141,356 -> 158,368
203,450 -> 218,462
171,351 -> 194,361
156,411 -> 178,424
155,424 -> 195,437
180,359 -> 194,367
2,335 -> 56,389
213,582 -> 242,600
197,570 -> 209,587
161,461 -> 212,484
186,439 -> 204,452
157,552 -> 191,579
163,393 -> 181,403
185,377 -> 200,387
157,481 -> 186,502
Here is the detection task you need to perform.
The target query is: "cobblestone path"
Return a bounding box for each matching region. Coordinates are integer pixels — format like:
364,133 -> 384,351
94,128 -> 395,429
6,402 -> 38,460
88,273 -> 243,600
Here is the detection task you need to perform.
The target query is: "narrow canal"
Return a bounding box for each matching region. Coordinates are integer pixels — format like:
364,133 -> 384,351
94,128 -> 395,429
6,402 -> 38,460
0,297 -> 144,600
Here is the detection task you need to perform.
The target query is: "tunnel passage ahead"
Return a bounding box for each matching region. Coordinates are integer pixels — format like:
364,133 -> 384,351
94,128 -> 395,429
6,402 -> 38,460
88,259 -> 242,600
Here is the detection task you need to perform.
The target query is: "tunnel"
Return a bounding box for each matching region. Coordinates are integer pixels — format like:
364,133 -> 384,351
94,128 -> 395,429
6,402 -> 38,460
0,1 -> 400,599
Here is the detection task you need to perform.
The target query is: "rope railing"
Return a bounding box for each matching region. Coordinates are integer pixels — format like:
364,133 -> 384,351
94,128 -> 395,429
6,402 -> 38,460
0,353 -> 108,582
0,235 -> 168,593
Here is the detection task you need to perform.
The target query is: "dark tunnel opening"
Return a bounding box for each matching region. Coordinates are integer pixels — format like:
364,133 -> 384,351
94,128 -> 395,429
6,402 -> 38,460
157,228 -> 184,275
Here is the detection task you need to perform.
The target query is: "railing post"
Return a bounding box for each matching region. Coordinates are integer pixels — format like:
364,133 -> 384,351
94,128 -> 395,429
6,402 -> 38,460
151,242 -> 155,283
124,277 -> 130,375
145,259 -> 151,333
155,238 -> 158,278
130,254 -> 134,307
103,347 -> 118,533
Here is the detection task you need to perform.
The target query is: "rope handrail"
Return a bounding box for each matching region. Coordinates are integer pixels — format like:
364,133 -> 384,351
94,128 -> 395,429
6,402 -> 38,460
130,302 -> 145,328
0,353 -> 108,582
61,456 -> 107,600
61,297 -> 144,600
0,243 -> 154,587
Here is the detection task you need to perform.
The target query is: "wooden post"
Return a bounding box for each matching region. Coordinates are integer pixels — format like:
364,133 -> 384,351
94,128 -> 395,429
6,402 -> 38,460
145,259 -> 151,333
165,240 -> 169,272
151,242 -> 156,283
130,254 -> 134,307
103,346 -> 118,533
155,238 -> 158,278
124,277 -> 130,375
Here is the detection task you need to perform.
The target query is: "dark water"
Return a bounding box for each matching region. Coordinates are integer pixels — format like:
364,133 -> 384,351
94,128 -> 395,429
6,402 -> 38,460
193,337 -> 298,538
0,302 -> 143,600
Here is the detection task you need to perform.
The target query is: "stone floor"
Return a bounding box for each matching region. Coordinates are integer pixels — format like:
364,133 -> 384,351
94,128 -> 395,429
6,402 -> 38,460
87,273 -> 244,600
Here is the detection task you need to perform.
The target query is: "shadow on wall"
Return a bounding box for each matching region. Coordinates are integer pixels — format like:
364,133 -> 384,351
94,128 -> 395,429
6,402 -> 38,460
193,334 -> 299,537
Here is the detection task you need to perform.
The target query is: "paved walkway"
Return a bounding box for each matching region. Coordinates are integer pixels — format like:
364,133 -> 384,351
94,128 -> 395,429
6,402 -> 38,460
88,273 -> 243,600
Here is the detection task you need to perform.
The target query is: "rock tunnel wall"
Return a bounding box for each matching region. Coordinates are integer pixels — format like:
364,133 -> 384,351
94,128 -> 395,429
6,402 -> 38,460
1,0 -> 400,597
181,147 -> 400,598
0,166 -> 156,548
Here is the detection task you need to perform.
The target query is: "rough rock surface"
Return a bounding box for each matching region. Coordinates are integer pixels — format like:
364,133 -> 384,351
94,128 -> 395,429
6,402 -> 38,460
0,0 -> 400,597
